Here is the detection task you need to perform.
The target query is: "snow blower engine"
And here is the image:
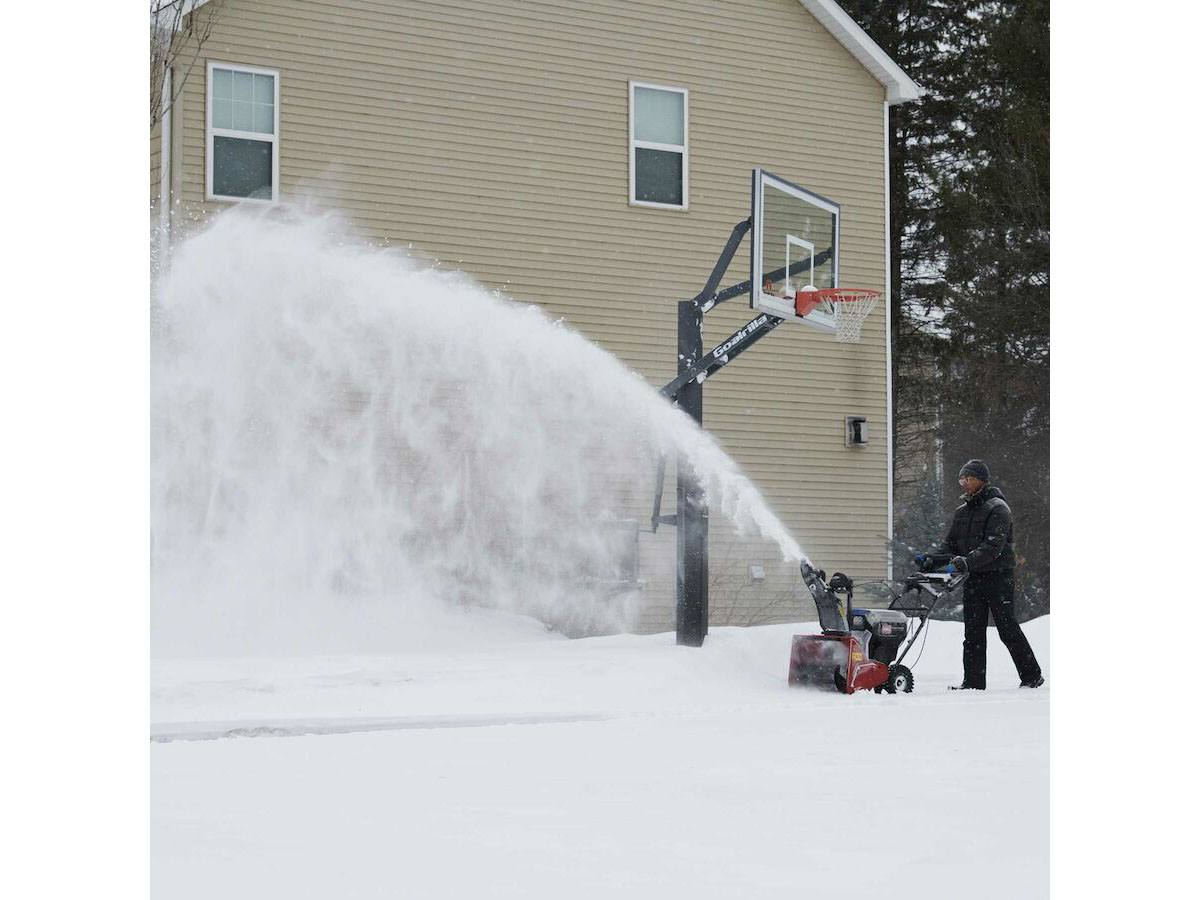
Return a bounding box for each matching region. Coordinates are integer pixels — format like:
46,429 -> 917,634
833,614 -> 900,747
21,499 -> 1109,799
787,561 -> 963,694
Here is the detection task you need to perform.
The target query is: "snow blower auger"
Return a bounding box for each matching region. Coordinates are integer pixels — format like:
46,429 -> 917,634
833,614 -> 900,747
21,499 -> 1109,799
788,561 -> 966,694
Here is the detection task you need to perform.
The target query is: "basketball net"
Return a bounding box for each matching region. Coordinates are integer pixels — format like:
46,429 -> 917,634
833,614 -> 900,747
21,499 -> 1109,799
795,288 -> 881,343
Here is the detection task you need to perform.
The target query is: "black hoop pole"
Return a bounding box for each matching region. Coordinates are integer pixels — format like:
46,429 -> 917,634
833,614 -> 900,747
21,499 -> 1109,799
675,298 -> 707,646
659,219 -> 825,646
659,218 -> 793,647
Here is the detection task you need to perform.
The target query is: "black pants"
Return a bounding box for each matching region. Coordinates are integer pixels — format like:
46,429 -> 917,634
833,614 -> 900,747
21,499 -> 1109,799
962,569 -> 1041,689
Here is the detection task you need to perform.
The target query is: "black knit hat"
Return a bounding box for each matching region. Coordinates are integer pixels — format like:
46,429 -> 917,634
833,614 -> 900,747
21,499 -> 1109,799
959,459 -> 990,481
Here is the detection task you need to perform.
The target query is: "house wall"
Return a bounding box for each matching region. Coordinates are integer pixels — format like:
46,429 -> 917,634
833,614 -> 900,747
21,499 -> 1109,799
164,0 -> 891,631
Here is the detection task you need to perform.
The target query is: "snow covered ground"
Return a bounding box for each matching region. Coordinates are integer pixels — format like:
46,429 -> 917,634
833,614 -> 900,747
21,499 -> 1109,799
151,611 -> 1049,899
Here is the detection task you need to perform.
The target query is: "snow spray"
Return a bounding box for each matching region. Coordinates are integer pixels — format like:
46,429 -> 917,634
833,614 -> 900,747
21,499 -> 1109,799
152,208 -> 807,656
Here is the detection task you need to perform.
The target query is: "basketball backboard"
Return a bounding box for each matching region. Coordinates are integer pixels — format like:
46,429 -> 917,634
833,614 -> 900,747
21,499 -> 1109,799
750,169 -> 840,331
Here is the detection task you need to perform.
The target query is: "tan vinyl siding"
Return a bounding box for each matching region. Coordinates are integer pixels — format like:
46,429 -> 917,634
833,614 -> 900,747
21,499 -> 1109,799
170,0 -> 891,630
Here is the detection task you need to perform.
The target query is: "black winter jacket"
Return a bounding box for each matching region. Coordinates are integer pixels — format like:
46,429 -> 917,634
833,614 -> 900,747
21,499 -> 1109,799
936,485 -> 1016,573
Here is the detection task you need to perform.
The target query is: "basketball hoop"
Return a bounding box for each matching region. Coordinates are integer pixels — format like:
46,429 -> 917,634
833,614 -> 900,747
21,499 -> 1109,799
793,288 -> 881,343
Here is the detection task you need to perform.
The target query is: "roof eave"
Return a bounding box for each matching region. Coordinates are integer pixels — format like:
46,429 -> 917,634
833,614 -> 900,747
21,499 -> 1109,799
152,0 -> 212,26
797,0 -> 924,105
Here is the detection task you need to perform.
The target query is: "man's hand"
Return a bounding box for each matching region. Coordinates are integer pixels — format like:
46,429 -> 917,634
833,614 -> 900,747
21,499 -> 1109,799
945,556 -> 968,574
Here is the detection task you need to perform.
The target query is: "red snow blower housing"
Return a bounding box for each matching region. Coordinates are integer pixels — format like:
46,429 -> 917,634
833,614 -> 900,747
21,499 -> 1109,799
788,562 -> 964,694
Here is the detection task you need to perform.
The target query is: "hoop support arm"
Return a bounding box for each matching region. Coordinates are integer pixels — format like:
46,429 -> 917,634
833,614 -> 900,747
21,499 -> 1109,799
650,455 -> 674,532
689,218 -> 751,311
659,312 -> 785,402
704,246 -> 836,312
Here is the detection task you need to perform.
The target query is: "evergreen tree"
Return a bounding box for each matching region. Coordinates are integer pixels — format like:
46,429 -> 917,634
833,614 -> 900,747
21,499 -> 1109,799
936,0 -> 1050,617
849,2 -> 1050,617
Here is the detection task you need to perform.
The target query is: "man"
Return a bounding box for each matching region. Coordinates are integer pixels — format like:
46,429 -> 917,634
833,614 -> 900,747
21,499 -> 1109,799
916,459 -> 1044,690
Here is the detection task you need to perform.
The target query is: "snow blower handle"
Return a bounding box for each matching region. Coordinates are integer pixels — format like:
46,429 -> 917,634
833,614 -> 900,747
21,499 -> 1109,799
902,570 -> 967,595
915,552 -> 953,573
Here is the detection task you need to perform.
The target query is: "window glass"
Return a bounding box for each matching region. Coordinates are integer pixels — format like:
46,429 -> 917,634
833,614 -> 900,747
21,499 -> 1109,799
212,67 -> 233,99
232,99 -> 255,132
233,70 -> 254,102
212,68 -> 274,133
253,73 -> 273,104
252,102 -> 274,134
212,96 -> 233,130
634,87 -> 684,145
212,136 -> 273,199
634,148 -> 683,205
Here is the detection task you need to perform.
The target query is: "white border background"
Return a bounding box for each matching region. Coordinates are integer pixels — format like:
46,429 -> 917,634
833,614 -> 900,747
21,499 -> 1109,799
6,5 -> 147,897
4,5 -> 1196,898
1051,4 -> 1195,896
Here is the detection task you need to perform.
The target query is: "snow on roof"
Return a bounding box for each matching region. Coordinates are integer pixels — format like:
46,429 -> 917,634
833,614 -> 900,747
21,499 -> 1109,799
798,0 -> 924,104
151,0 -> 208,17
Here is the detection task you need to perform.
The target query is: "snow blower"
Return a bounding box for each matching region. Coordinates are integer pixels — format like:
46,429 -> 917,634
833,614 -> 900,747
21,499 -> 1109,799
788,561 -> 965,694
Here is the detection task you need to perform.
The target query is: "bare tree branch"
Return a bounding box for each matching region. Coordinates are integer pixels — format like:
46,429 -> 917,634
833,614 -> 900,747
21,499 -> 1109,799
150,1 -> 226,128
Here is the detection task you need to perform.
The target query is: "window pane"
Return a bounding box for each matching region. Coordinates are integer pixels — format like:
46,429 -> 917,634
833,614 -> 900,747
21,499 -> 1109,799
213,135 -> 273,199
634,86 -> 684,145
634,147 -> 683,205
253,102 -> 274,134
232,99 -> 254,132
212,67 -> 233,99
253,73 -> 274,104
212,96 -> 233,130
233,70 -> 254,102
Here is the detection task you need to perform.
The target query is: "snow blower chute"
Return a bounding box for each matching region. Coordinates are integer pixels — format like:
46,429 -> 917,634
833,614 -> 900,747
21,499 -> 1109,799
788,561 -> 965,694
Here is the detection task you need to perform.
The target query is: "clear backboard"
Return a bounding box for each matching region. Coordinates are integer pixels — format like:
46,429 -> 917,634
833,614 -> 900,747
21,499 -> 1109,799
750,169 -> 840,331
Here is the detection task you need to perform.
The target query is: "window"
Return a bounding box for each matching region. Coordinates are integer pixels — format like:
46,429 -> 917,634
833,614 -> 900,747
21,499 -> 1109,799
629,82 -> 687,209
207,62 -> 279,202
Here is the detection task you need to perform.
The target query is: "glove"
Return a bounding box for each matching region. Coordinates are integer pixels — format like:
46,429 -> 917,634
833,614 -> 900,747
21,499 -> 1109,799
913,553 -> 928,565
945,556 -> 967,574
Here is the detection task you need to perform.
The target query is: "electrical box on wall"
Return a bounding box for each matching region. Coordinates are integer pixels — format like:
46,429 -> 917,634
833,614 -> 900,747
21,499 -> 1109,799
845,416 -> 868,446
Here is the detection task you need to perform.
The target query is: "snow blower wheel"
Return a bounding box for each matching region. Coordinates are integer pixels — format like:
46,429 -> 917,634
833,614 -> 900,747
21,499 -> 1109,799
884,664 -> 914,694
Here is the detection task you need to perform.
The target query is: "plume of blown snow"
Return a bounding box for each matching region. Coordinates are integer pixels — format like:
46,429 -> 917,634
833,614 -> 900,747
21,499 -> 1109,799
151,207 -> 807,656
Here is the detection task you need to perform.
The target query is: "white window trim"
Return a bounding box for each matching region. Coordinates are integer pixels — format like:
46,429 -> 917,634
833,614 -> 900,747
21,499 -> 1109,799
628,81 -> 688,210
206,60 -> 280,204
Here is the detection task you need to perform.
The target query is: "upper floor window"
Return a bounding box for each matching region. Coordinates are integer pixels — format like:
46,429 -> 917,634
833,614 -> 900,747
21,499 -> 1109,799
629,82 -> 687,209
207,62 -> 279,202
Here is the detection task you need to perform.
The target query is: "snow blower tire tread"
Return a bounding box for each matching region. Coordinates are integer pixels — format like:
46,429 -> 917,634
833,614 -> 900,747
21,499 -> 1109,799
884,664 -> 914,694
